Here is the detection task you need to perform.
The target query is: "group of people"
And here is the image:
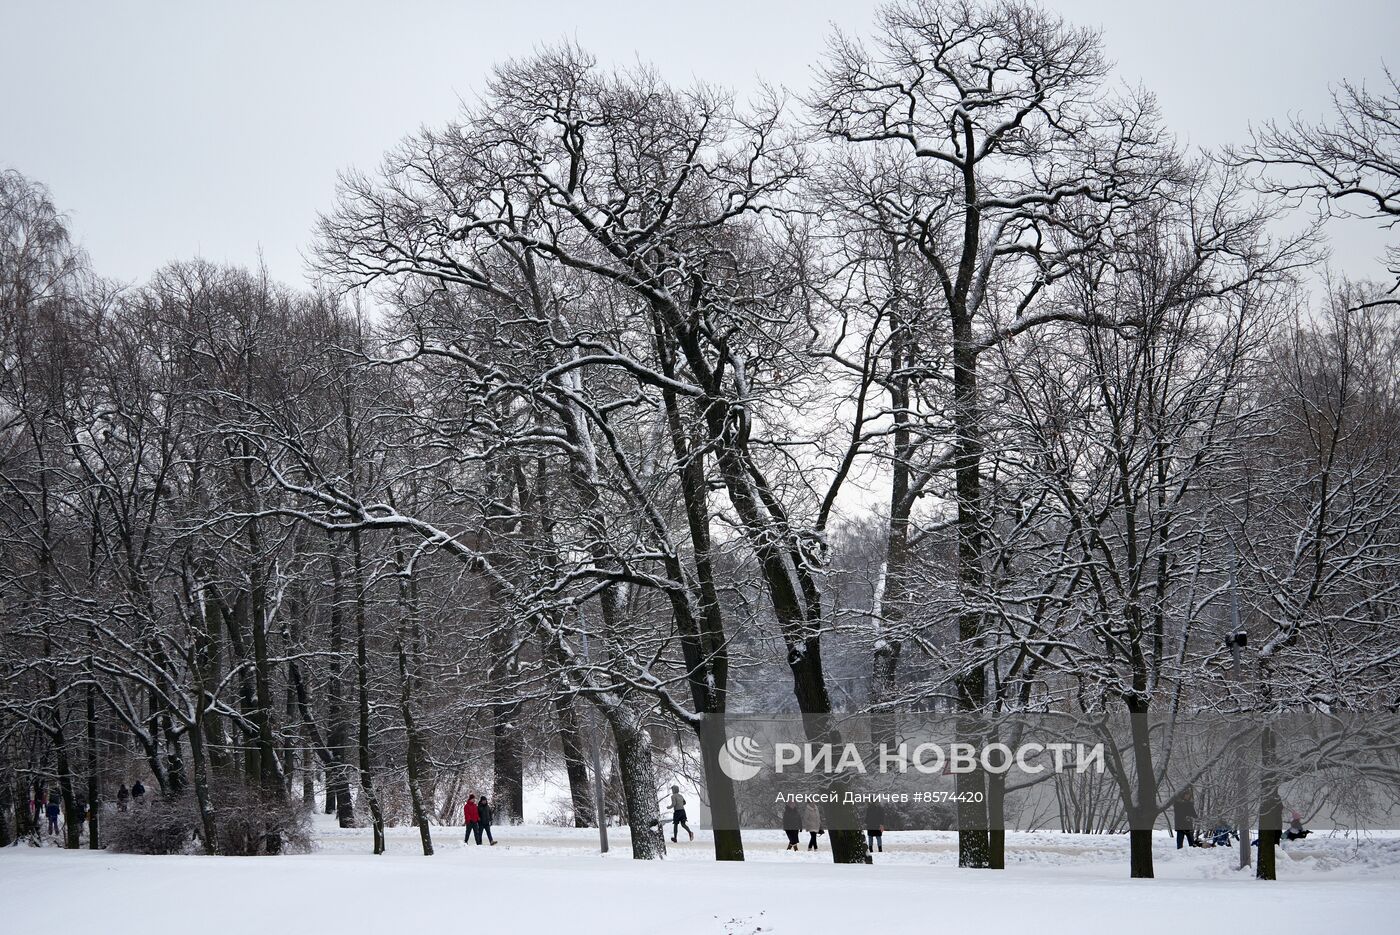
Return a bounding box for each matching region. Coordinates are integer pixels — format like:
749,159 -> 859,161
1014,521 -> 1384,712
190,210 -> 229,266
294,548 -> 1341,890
30,779 -> 146,836
116,780 -> 146,812
779,801 -> 886,854
1172,786 -> 1310,850
461,793 -> 497,845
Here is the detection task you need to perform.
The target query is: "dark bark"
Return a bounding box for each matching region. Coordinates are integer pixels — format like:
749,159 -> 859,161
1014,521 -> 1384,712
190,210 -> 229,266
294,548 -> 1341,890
392,539 -> 434,856
553,690 -> 595,828
489,617 -> 525,825
1256,723 -> 1281,880
349,530 -> 386,855
85,681 -> 100,849
326,546 -> 357,827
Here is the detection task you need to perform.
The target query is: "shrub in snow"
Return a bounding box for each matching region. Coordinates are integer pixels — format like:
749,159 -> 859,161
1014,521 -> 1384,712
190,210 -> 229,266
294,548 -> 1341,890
106,799 -> 200,855
106,786 -> 310,856
207,785 -> 312,856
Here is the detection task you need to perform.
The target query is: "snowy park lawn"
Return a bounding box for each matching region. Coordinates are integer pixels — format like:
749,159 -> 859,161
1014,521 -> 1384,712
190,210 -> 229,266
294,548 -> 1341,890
4,818 -> 1398,935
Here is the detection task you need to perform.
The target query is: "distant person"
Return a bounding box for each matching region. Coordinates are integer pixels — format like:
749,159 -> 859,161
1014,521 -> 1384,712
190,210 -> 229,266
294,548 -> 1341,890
131,780 -> 146,807
117,784 -> 130,813
45,799 -> 61,835
477,795 -> 497,845
782,802 -> 801,851
1285,811 -> 1310,842
667,785 -> 693,843
1173,786 -> 1198,849
1209,822 -> 1238,848
803,802 -> 823,851
866,801 -> 886,853
464,794 -> 481,844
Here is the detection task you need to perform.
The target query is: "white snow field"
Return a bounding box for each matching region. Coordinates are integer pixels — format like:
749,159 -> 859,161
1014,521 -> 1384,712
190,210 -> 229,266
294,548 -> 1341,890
4,818 -> 1398,935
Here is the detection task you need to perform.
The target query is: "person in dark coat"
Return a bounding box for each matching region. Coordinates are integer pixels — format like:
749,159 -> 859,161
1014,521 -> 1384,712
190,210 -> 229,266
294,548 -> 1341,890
116,784 -> 130,812
1173,786 -> 1198,848
866,801 -> 886,853
477,795 -> 497,845
131,780 -> 146,806
45,799 -> 61,835
463,794 -> 481,844
781,802 -> 801,851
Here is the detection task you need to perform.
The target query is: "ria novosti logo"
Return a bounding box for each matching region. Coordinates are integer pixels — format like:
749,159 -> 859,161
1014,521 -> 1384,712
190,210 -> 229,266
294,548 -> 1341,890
716,732 -> 1105,782
718,734 -> 765,781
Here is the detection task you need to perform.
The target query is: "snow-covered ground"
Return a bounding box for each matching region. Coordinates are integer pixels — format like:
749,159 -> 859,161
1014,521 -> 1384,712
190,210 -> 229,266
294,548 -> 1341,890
4,817 -> 1398,934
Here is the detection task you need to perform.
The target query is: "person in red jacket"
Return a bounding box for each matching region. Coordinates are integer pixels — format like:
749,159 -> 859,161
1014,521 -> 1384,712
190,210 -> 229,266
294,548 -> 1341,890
464,794 -> 482,844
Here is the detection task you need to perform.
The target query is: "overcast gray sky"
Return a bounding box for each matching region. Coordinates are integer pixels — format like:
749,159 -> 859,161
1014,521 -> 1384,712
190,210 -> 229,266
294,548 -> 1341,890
3,0 -> 1396,286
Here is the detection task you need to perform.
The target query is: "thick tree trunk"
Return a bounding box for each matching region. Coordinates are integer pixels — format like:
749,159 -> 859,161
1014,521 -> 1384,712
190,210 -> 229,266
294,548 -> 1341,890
987,765 -> 1005,870
698,719 -> 744,862
490,617 -> 525,825
396,636 -> 434,856
553,691 -> 595,828
599,702 -> 664,860
1256,724 -> 1280,880
871,298 -> 912,753
188,698 -> 219,855
1127,707 -> 1159,878
54,728 -> 81,850
951,318 -> 992,869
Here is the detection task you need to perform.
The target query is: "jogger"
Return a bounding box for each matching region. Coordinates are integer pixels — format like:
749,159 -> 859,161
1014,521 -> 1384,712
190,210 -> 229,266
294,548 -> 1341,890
667,785 -> 693,842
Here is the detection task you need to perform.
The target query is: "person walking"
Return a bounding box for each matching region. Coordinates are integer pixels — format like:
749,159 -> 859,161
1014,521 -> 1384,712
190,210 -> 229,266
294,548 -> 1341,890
463,794 -> 481,844
866,801 -> 886,854
803,802 -> 822,851
477,795 -> 497,845
45,798 -> 61,836
131,780 -> 146,807
116,784 -> 130,813
667,785 -> 694,843
1173,786 -> 1198,849
782,802 -> 801,851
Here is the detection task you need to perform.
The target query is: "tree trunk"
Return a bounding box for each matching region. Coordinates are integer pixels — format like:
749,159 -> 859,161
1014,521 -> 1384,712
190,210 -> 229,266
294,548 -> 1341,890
392,545 -> 434,857
351,530 -> 386,854
54,727 -> 81,850
698,718 -> 744,862
599,701 -> 664,860
327,546 -> 357,828
490,617 -> 525,825
0,751 -> 13,847
188,695 -> 220,855
1256,723 -> 1280,880
553,691 -> 594,828
396,634 -> 434,857
85,680 -> 100,849
1127,708 -> 1159,878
